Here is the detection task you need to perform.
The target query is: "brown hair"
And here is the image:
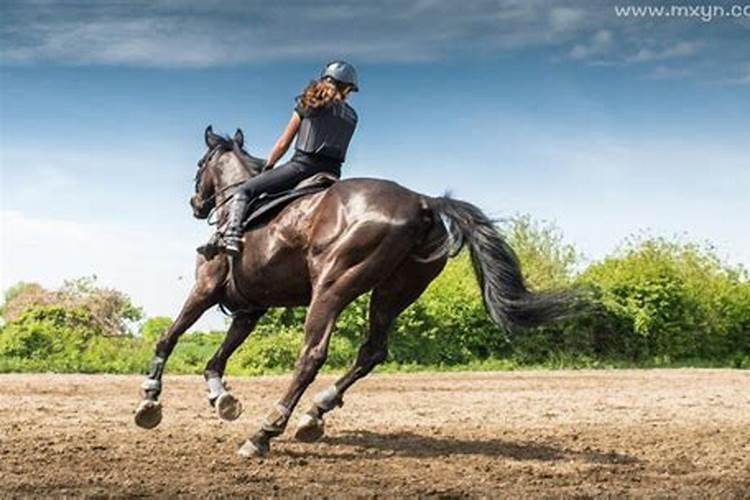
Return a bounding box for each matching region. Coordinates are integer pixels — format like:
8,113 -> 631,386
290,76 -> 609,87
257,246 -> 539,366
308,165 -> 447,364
299,78 -> 350,110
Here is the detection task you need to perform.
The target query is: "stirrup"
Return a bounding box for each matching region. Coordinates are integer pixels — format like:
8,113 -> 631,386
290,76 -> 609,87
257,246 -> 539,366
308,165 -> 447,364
196,233 -> 222,259
196,243 -> 219,259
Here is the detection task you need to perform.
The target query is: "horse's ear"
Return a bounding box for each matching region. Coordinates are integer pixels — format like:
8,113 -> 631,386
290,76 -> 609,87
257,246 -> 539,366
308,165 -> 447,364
234,128 -> 244,149
204,125 -> 220,148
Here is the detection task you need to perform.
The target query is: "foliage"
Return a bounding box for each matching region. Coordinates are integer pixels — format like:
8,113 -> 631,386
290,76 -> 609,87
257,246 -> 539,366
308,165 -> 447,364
141,316 -> 173,343
577,236 -> 750,363
0,276 -> 143,336
0,219 -> 748,375
501,213 -> 581,289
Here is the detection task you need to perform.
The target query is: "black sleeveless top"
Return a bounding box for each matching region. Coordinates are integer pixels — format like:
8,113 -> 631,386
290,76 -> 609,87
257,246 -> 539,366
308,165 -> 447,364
294,99 -> 358,163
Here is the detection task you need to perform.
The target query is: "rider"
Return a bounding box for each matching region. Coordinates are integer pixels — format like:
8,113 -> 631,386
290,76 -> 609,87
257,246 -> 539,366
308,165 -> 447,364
217,60 -> 359,256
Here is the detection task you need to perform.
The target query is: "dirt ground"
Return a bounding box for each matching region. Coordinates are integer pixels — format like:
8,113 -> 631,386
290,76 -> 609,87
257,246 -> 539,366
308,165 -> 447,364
1,370 -> 748,498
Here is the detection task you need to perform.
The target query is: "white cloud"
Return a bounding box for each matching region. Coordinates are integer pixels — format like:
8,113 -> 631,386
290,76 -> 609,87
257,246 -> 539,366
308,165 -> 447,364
2,1 -> 565,66
725,63 -> 750,85
646,65 -> 692,80
627,41 -> 698,63
460,131 -> 750,270
569,30 -> 613,60
549,7 -> 585,32
0,0 -> 746,83
0,209 -> 228,331
729,74 -> 750,85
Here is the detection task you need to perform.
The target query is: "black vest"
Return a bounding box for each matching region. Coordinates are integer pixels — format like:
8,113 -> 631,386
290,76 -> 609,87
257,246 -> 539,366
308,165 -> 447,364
295,100 -> 358,162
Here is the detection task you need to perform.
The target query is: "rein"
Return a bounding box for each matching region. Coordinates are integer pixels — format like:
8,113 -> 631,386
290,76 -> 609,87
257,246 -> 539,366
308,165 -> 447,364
195,142 -> 262,226
204,181 -> 244,226
194,138 -> 268,315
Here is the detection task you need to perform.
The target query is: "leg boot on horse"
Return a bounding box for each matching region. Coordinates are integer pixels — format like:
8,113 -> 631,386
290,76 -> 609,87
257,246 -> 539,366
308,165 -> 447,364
134,256 -> 227,429
294,257 -> 446,442
238,221 -> 422,457
204,310 -> 265,421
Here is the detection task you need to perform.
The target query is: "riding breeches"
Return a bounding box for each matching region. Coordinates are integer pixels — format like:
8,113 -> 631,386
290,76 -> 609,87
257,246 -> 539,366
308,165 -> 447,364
234,154 -> 341,204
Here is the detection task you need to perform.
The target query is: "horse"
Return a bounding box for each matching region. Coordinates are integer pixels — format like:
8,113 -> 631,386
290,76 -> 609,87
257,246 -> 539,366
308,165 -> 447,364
133,125 -> 580,457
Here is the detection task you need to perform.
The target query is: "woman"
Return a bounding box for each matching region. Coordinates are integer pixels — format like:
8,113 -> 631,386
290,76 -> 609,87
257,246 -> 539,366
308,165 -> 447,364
219,60 -> 359,256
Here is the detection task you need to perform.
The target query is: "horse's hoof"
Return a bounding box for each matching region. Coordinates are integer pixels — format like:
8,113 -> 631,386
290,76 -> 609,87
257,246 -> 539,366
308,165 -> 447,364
215,392 -> 243,422
294,413 -> 325,443
134,399 -> 162,429
237,438 -> 268,458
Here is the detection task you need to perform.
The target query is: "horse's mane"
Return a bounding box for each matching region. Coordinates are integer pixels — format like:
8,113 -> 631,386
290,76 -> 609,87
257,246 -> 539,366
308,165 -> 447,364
231,140 -> 266,174
205,130 -> 265,175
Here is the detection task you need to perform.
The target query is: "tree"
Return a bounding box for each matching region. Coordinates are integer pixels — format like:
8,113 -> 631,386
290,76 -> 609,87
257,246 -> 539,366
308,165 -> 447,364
0,276 -> 143,336
502,214 -> 581,289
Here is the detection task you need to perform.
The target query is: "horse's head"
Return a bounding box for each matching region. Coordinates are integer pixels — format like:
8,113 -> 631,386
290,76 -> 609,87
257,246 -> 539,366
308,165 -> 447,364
191,125 -> 264,220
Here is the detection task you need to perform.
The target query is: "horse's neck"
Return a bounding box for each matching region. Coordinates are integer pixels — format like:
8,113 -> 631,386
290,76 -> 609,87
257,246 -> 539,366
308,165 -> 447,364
212,154 -> 252,223
215,155 -> 251,195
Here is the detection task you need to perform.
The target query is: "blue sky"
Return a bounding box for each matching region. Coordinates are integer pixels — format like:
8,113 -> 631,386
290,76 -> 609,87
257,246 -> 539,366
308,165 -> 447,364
1,0 -> 748,329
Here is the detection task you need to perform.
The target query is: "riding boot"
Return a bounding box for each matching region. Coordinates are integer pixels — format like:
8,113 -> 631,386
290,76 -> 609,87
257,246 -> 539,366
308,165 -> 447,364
222,193 -> 249,256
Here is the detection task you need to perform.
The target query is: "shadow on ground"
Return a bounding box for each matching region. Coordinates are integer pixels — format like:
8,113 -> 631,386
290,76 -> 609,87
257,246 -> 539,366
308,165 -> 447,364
308,430 -> 640,465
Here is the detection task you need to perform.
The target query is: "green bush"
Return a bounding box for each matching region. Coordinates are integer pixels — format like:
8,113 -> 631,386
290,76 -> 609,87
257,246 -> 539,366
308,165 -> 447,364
1,219 -> 748,375
578,237 -> 750,362
141,316 -> 173,343
0,305 -> 98,369
230,326 -> 357,375
502,213 -> 580,289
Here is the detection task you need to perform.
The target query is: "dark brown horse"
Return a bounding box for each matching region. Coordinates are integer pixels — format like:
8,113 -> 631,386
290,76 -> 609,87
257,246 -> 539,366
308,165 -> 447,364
134,126 -> 578,457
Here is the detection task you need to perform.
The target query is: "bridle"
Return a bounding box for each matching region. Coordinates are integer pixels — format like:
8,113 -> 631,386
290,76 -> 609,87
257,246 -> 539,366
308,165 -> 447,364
193,140 -> 269,315
194,141 -> 262,225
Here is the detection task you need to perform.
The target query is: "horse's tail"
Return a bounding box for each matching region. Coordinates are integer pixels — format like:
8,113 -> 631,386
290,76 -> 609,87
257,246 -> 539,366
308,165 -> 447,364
430,196 -> 581,333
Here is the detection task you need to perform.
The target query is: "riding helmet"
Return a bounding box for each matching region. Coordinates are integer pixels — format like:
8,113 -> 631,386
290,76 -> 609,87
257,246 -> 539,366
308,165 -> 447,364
320,60 -> 359,92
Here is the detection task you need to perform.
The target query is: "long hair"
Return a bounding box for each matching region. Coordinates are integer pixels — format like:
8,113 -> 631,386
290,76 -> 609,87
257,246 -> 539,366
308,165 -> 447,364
299,78 -> 349,110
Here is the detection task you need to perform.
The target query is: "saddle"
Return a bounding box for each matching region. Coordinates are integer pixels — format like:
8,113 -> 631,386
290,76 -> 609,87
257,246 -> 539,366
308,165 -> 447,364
240,172 -> 338,230
197,173 -> 337,260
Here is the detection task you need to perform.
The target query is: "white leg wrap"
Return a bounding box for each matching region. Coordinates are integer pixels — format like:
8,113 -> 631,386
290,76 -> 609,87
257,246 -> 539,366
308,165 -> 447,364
206,377 -> 226,400
298,412 -> 322,429
313,385 -> 340,412
237,439 -> 264,458
275,402 -> 291,418
141,378 -> 161,392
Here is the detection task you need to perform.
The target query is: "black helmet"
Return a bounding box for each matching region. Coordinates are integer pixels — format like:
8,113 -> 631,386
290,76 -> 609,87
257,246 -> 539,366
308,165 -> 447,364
320,60 -> 359,92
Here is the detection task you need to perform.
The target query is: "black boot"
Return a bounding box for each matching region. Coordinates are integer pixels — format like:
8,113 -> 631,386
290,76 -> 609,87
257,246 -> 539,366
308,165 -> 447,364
222,193 -> 248,256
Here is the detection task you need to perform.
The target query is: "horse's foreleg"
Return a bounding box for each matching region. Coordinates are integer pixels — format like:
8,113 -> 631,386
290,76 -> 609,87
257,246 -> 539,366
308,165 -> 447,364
295,257 -> 447,442
204,309 -> 266,422
134,257 -> 226,429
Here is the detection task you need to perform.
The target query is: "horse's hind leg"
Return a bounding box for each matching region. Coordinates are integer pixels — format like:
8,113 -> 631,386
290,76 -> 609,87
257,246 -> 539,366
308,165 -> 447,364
237,289 -> 352,457
204,309 -> 266,422
295,257 -> 447,443
237,253 -> 396,457
237,221 -> 427,457
134,256 -> 227,429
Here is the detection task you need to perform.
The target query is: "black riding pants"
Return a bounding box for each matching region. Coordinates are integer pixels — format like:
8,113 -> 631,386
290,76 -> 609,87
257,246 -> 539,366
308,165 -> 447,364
235,153 -> 340,203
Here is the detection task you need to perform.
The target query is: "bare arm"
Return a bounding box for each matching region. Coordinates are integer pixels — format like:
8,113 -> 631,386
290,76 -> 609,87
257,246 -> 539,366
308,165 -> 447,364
265,112 -> 301,169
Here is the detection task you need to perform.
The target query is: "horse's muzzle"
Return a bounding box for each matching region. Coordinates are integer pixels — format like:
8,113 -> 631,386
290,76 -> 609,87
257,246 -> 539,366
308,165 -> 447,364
190,195 -> 211,219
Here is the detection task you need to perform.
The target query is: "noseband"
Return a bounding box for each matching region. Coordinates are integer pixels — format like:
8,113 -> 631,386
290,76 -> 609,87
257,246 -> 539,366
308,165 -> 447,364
194,144 -> 226,194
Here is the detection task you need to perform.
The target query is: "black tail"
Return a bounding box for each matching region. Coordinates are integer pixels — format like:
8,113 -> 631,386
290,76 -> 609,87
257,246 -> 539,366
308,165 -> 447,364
431,196 -> 580,333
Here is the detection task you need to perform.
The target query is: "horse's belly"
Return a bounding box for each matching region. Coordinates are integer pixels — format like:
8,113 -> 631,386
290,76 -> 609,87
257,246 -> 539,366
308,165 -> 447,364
236,245 -> 312,307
